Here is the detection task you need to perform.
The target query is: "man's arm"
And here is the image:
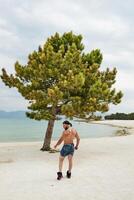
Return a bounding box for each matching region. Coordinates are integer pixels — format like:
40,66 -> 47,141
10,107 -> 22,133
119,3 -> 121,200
75,131 -> 80,149
54,133 -> 64,149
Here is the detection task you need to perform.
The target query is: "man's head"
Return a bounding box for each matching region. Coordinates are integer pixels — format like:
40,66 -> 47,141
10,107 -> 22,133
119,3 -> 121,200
63,120 -> 72,130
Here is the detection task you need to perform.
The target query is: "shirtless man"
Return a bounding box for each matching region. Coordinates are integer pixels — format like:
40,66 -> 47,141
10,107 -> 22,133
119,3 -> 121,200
54,120 -> 80,180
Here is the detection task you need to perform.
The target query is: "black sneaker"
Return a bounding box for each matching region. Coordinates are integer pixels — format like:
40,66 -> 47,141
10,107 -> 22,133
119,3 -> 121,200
66,170 -> 71,178
57,172 -> 63,180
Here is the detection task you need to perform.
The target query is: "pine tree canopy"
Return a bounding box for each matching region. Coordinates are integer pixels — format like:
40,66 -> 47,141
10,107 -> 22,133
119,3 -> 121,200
1,31 -> 123,120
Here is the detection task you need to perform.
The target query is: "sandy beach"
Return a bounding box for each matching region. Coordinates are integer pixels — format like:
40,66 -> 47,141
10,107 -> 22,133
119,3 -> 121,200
92,120 -> 134,128
0,120 -> 134,200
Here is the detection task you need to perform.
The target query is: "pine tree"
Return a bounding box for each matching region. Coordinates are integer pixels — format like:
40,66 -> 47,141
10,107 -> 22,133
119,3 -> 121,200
1,32 -> 123,151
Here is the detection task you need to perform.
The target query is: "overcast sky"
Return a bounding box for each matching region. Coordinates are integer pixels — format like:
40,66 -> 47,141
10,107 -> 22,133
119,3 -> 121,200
0,0 -> 133,113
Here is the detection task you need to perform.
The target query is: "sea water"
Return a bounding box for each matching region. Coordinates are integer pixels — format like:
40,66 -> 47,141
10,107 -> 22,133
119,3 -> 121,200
0,118 -> 118,142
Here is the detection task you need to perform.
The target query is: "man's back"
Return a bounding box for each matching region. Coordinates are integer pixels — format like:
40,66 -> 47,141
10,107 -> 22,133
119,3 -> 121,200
63,128 -> 77,144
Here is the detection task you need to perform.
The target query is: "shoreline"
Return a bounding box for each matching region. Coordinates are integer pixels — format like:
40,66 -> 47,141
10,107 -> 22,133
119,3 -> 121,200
0,120 -> 134,145
91,120 -> 134,135
75,119 -> 134,129
90,120 -> 134,129
79,119 -> 134,133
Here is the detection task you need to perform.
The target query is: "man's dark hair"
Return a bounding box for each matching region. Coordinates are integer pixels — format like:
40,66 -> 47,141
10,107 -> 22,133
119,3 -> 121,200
63,120 -> 72,127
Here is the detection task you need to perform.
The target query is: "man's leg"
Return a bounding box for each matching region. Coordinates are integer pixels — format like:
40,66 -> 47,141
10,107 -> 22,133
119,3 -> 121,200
57,155 -> 65,180
68,154 -> 73,172
66,154 -> 73,178
59,155 -> 65,172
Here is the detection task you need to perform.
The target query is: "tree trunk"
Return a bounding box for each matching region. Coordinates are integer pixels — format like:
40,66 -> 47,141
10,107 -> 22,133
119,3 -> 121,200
40,119 -> 55,151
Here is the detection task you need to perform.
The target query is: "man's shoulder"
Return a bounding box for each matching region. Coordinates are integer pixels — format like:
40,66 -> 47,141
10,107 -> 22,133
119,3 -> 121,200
71,127 -> 76,131
70,128 -> 77,134
63,128 -> 76,133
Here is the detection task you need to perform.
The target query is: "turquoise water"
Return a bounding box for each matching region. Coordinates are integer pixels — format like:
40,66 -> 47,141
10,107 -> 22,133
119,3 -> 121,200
0,118 -> 118,142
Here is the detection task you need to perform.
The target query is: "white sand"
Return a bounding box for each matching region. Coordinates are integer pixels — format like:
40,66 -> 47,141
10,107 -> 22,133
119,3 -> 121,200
0,120 -> 134,200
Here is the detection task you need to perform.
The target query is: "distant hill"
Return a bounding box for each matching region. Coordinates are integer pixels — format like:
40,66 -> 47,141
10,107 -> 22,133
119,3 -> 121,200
0,111 -> 64,120
0,111 -> 26,118
0,110 -> 110,120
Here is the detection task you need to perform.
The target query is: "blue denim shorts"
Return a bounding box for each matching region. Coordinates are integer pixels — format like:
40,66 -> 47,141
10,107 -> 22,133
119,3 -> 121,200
60,143 -> 74,157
